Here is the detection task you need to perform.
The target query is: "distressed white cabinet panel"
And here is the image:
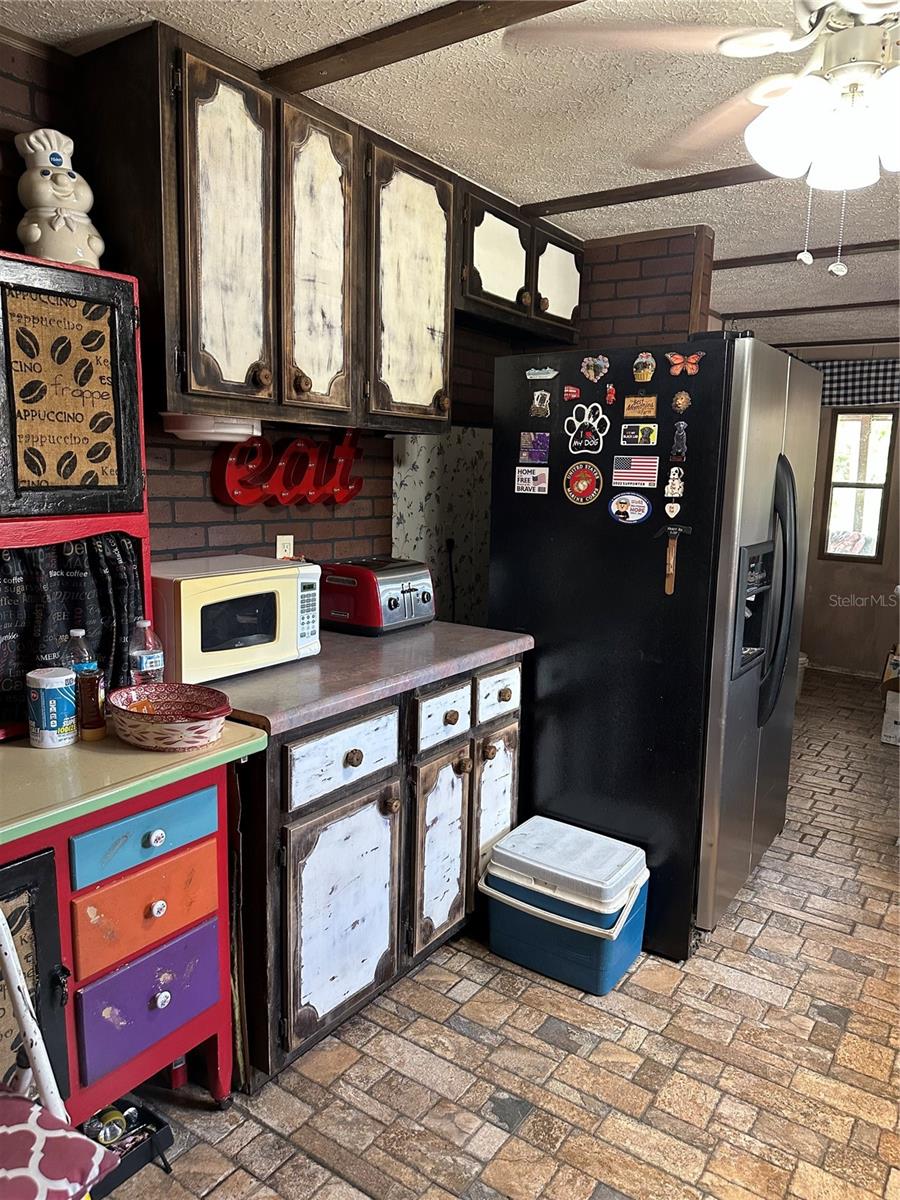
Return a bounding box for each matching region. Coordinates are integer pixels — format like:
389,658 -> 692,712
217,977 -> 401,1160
370,149 -> 452,422
283,106 -> 352,413
474,663 -> 521,725
536,240 -> 581,323
413,747 -> 469,955
469,724 -> 519,911
286,707 -> 399,812
416,680 -> 472,753
285,783 -> 399,1046
183,56 -> 274,399
472,211 -> 528,304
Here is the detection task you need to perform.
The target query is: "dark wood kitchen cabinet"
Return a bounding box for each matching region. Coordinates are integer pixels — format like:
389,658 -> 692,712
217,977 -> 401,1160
367,147 -> 454,428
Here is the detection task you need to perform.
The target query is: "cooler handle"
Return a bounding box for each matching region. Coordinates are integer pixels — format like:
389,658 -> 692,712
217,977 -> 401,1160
476,873 -> 643,941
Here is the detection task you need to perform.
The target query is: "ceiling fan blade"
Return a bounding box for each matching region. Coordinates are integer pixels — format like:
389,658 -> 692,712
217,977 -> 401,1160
634,75 -> 798,170
502,22 -> 790,56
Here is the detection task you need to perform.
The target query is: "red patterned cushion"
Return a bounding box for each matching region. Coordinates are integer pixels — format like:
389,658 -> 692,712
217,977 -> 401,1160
0,1095 -> 117,1200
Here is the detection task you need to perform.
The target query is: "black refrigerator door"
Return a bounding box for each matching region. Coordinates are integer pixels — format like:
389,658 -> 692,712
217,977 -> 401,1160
489,340 -> 733,960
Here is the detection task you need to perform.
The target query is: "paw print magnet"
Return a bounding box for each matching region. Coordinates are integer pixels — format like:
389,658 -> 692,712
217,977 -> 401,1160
564,403 -> 610,456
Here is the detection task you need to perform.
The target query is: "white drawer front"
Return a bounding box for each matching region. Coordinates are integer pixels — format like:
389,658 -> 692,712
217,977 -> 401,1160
475,664 -> 521,725
417,681 -> 472,752
287,708 -> 399,811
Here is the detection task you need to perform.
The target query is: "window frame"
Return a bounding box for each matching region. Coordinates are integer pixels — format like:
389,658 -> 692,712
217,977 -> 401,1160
819,404 -> 898,565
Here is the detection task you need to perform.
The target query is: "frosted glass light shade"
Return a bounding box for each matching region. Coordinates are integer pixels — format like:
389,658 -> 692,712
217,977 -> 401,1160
743,75 -> 830,178
875,67 -> 900,171
806,91 -> 882,190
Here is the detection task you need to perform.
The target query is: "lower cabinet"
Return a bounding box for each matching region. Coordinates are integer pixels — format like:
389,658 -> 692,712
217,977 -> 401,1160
412,745 -> 471,956
283,781 -> 401,1050
468,723 -> 519,911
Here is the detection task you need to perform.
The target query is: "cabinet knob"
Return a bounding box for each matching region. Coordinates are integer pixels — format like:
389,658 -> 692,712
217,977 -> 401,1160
443,709 -> 460,726
149,899 -> 168,920
293,370 -> 313,395
153,990 -> 172,1011
519,290 -> 532,308
539,295 -> 550,312
345,748 -> 364,768
437,393 -> 450,414
145,828 -> 166,849
453,758 -> 473,776
498,686 -> 513,703
380,794 -> 401,815
482,741 -> 498,761
250,362 -> 272,388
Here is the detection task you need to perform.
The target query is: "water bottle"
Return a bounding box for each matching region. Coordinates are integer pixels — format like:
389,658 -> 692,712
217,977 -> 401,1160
129,619 -> 165,684
62,629 -> 97,674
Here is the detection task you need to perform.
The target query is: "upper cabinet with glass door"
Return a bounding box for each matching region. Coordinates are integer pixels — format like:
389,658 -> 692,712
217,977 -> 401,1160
181,56 -> 276,402
533,230 -> 583,330
368,148 -> 453,427
282,105 -> 354,424
462,196 -> 531,317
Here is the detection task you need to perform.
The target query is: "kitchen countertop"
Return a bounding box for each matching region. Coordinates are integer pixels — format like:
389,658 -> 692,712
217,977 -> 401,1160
0,720 -> 267,846
214,621 -> 534,735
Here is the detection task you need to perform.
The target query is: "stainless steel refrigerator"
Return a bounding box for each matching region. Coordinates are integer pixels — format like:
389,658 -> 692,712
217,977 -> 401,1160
488,334 -> 821,960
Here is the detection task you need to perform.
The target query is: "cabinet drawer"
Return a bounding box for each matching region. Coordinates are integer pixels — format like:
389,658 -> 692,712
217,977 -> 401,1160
286,707 -> 399,812
70,785 -> 218,890
474,664 -> 521,725
71,838 -> 218,980
417,681 -> 472,753
76,918 -> 220,1085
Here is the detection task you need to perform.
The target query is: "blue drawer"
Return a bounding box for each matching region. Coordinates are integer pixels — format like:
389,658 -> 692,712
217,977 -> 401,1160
70,785 -> 218,890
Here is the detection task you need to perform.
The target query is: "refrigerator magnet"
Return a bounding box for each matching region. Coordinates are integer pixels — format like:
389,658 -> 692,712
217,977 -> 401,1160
515,465 -> 549,494
664,466 -> 685,498
633,352 -> 656,382
609,493 -> 652,524
564,404 -> 609,456
611,455 -> 659,489
665,502 -> 682,518
529,390 -> 551,418
672,390 -> 692,414
623,394 -> 657,418
580,355 -> 610,383
605,384 -> 617,405
621,422 -> 658,447
563,461 -> 603,505
670,421 -> 688,463
519,431 -> 550,465
526,367 -> 559,380
563,385 -> 581,402
665,351 -> 705,377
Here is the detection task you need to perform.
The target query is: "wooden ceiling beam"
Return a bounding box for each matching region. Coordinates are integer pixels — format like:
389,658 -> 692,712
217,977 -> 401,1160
723,299 -> 899,320
521,163 -> 773,218
771,336 -> 899,349
262,1 -> 584,92
714,240 -> 899,271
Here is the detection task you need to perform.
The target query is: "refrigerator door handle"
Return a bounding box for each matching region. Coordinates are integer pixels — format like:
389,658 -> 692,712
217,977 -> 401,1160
758,453 -> 798,727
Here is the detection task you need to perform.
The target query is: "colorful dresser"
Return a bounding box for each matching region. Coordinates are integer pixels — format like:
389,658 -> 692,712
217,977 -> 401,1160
0,722 -> 266,1125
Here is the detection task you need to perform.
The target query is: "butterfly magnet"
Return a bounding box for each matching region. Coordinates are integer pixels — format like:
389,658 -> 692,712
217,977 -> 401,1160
565,403 -> 609,456
666,351 -> 705,377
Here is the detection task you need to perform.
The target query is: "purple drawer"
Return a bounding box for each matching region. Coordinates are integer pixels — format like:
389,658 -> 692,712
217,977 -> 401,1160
76,918 -> 219,1085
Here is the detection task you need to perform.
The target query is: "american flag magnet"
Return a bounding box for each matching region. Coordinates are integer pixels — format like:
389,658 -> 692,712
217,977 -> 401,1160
611,455 -> 659,490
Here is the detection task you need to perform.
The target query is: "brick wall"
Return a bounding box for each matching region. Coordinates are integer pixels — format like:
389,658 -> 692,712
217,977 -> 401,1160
578,225 -> 715,348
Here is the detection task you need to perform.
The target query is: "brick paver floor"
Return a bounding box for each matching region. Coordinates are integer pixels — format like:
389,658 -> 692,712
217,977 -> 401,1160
116,668 -> 899,1200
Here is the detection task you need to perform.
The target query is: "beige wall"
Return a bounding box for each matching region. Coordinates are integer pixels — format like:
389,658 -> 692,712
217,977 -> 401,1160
801,407 -> 899,677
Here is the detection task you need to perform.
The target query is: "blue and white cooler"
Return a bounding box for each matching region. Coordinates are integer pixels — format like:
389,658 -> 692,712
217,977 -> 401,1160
478,816 -> 649,996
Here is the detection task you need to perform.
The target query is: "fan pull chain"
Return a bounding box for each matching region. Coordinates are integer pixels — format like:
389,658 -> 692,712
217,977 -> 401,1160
828,192 -> 849,277
797,187 -> 814,265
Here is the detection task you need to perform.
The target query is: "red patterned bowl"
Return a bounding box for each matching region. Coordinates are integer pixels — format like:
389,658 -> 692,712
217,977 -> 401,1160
108,683 -> 232,752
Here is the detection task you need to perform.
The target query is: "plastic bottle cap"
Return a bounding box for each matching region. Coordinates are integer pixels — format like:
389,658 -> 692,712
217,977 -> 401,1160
69,628 -> 86,637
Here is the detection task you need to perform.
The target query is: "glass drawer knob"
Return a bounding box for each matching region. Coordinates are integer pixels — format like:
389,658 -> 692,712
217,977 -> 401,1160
149,900 -> 168,919
146,829 -> 166,849
153,990 -> 172,1010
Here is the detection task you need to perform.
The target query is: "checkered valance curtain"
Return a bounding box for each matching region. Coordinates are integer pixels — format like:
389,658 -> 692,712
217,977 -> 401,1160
812,358 -> 900,406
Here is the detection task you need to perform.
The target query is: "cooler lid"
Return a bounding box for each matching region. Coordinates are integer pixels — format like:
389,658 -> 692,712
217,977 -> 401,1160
489,816 -> 647,906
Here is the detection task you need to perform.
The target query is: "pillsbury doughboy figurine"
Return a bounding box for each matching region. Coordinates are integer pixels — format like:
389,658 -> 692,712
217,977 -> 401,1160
14,128 -> 104,268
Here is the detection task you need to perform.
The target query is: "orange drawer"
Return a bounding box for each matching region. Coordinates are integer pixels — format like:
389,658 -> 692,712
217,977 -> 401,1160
71,838 -> 218,980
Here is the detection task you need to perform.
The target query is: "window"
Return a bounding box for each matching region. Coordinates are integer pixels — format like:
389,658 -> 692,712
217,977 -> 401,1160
821,408 -> 897,562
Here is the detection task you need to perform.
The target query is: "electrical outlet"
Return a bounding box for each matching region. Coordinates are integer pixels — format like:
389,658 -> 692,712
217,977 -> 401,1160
276,535 -> 294,560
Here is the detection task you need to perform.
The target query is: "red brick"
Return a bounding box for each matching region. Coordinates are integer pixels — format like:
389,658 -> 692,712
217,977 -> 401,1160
0,74 -> 31,116
580,318 -> 614,338
591,298 -> 639,319
208,523 -> 261,547
584,243 -> 617,263
664,312 -> 691,333
618,237 -> 668,260
591,261 -> 641,282
616,278 -> 665,299
642,254 -> 696,278
373,498 -> 393,517
613,315 -> 663,335
583,281 -> 616,302
665,274 -> 693,295
174,499 -> 233,524
263,521 -> 313,542
147,472 -> 205,498
148,500 -> 172,525
639,294 -> 691,315
150,525 -> 207,551
354,517 -> 391,538
171,445 -> 215,472
372,536 -> 392,555
667,234 -> 696,254
145,444 -> 172,471
332,538 -> 371,558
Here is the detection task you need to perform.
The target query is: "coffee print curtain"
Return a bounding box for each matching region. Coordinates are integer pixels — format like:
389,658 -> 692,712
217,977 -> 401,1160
0,533 -> 143,726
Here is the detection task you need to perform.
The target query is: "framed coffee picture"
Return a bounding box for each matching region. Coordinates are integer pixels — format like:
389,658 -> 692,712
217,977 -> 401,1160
0,255 -> 142,517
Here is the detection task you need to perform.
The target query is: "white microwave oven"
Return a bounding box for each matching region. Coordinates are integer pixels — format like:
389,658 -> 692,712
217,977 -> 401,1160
151,555 -> 321,684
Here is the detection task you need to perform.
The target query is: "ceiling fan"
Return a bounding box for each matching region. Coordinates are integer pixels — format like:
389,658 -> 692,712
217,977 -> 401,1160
503,1 -> 900,189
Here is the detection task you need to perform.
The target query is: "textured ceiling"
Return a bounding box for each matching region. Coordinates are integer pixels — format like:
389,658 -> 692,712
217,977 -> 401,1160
3,0 -> 896,346
741,304 -> 899,345
712,252 -> 900,315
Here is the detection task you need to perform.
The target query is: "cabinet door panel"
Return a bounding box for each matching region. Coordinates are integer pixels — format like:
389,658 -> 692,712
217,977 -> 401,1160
534,234 -> 582,326
285,783 -> 400,1047
182,55 -> 274,400
282,106 -> 353,414
465,196 -> 530,315
412,748 -> 469,955
370,149 -> 452,422
469,724 -> 519,911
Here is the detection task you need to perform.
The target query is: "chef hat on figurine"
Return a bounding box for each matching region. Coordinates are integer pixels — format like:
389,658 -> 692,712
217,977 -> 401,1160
14,127 -> 74,171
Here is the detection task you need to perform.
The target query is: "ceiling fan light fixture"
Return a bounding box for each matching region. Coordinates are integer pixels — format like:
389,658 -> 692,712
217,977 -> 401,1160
743,75 -> 829,177
874,65 -> 900,171
805,80 -> 882,190
718,26 -> 795,58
